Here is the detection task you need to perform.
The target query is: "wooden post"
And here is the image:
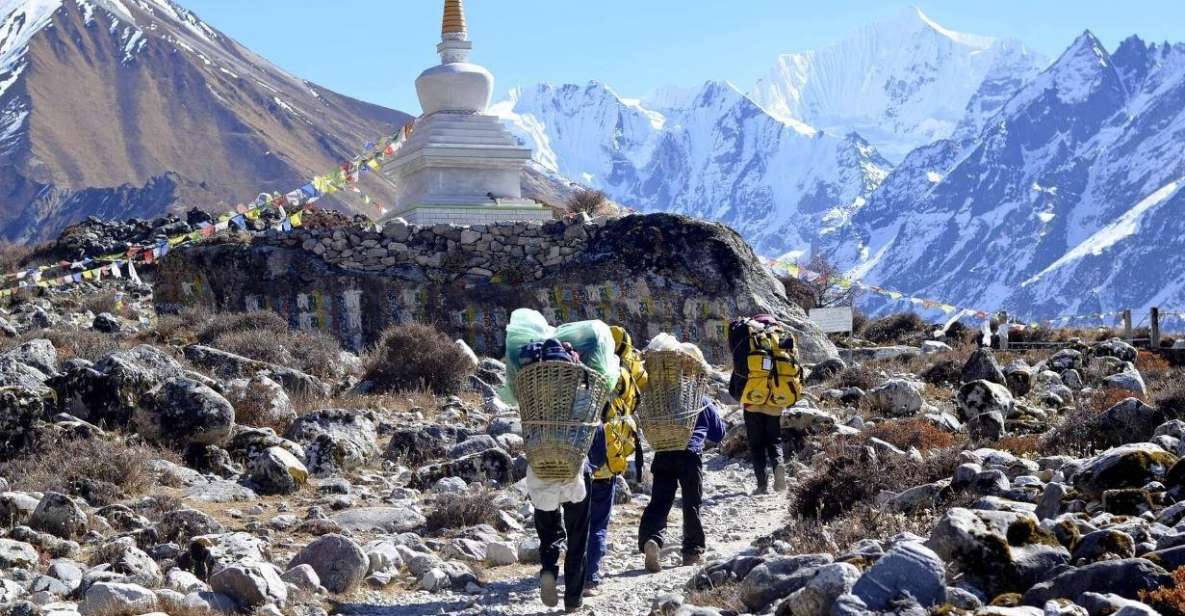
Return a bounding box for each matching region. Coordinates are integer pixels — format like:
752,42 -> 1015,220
999,311 -> 1009,351
1123,310 -> 1133,342
1151,307 -> 1162,349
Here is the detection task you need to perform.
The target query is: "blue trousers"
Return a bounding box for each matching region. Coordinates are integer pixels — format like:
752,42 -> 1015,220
584,477 -> 617,585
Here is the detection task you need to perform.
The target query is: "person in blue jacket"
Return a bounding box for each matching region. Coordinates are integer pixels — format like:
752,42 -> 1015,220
535,427 -> 607,612
637,398 -> 728,572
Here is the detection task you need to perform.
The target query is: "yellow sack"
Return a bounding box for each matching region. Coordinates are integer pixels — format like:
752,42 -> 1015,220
738,326 -> 802,408
595,327 -> 647,479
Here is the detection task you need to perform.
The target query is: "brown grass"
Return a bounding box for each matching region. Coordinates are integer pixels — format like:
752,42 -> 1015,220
779,503 -> 947,557
996,435 -> 1042,455
0,437 -> 177,498
0,243 -> 35,274
363,323 -> 476,395
566,189 -> 616,217
1142,567 -> 1185,616
687,583 -> 746,613
861,313 -> 929,345
834,365 -> 877,390
424,489 -> 500,534
82,290 -> 123,316
32,328 -> 125,362
863,418 -> 959,452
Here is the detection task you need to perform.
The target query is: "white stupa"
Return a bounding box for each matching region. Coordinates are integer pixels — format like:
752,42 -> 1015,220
381,0 -> 551,226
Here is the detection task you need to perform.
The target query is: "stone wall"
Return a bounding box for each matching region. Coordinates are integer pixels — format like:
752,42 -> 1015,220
154,214 -> 837,364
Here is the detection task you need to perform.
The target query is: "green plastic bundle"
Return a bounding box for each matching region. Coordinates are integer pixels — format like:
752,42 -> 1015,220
499,308 -> 621,406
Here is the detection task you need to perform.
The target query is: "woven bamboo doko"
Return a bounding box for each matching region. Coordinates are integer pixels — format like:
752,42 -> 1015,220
637,350 -> 712,452
514,361 -> 611,481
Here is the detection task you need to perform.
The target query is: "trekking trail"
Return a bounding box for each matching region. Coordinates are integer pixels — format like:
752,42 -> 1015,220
337,450 -> 785,615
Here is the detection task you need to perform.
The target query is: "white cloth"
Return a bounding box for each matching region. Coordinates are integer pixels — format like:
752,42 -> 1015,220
525,467 -> 586,512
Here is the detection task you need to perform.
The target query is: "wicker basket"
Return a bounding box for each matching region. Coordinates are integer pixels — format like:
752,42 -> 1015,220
514,361 -> 612,481
637,350 -> 713,451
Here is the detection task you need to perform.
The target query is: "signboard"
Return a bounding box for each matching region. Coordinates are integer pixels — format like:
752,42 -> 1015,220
809,307 -> 854,334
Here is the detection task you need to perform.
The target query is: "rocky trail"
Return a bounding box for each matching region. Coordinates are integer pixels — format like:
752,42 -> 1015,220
336,453 -> 784,615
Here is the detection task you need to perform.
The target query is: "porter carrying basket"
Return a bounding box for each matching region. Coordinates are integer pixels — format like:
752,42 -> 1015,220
515,360 -> 612,481
637,350 -> 713,451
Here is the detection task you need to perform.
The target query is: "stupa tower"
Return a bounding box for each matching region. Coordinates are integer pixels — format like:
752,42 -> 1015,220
382,0 -> 550,225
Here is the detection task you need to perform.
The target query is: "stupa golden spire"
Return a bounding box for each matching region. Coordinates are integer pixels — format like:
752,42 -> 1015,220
442,0 -> 467,37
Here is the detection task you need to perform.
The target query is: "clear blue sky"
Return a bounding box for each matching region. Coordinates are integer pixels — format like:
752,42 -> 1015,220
183,0 -> 1185,114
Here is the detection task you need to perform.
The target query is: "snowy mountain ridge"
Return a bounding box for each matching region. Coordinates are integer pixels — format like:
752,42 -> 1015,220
748,6 -> 1046,161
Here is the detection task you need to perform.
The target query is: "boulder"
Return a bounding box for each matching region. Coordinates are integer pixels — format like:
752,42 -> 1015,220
0,538 -> 38,569
412,448 -> 518,489
0,386 -> 50,461
133,377 -> 235,448
962,349 -> 1006,386
1093,398 -> 1164,448
1049,350 -> 1084,372
247,446 -> 309,495
59,345 -> 187,426
1072,443 -> 1176,496
183,345 -> 329,398
93,312 -> 122,333
739,554 -> 833,612
866,380 -> 924,417
80,582 -> 157,616
926,507 -> 1069,597
209,560 -> 287,608
385,425 -> 470,465
331,507 -> 426,533
1104,368 -> 1147,397
1004,363 -> 1033,397
226,376 -> 296,427
782,562 -> 861,616
1022,559 -> 1171,605
852,541 -> 946,610
285,410 -> 379,476
449,434 -> 501,459
156,508 -> 224,543
30,492 -> 87,539
287,534 -> 369,593
185,532 -> 271,579
967,411 -> 1006,442
1093,339 -> 1138,363
92,538 -> 163,587
1072,529 -> 1135,563
957,380 -> 1014,422
0,356 -> 52,398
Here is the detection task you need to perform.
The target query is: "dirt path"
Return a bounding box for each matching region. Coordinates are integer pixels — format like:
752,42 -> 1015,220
337,452 -> 785,615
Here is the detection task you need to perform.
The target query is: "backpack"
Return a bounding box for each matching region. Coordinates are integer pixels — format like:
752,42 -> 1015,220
595,326 -> 645,479
728,317 -> 802,408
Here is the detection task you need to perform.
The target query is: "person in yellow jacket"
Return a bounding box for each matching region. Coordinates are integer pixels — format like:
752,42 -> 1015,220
582,326 -> 646,596
728,314 -> 803,494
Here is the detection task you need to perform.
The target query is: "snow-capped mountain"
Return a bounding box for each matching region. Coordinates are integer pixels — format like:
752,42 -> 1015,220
0,0 -> 421,241
820,32 -> 1185,319
749,7 -> 1045,161
494,81 -> 891,259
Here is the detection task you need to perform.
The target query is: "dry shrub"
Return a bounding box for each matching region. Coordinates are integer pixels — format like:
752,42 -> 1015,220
0,436 -> 176,498
1090,388 -> 1146,413
1039,398 -> 1116,457
919,357 -> 961,386
834,365 -> 877,390
861,313 -> 929,345
424,489 -> 499,534
566,189 -> 615,217
211,329 -> 294,366
139,305 -> 214,346
688,583 -> 746,613
197,311 -> 345,379
779,503 -> 945,557
33,328 -> 124,362
0,243 -> 34,273
1155,378 -> 1185,419
197,310 -> 289,344
364,323 -> 475,395
1142,567 -> 1185,616
82,290 -> 122,316
789,439 -> 961,521
1138,351 -> 1172,375
864,419 -> 959,452
996,435 -> 1042,455
287,330 -> 349,379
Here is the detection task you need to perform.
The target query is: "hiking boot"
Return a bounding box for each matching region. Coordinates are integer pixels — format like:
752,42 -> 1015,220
683,552 -> 704,567
754,483 -> 769,496
565,599 -> 584,613
644,539 -> 662,573
773,465 -> 787,492
583,584 -> 602,598
540,571 -> 558,608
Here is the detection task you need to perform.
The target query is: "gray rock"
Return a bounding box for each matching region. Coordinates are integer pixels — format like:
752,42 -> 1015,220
0,538 -> 38,569
957,380 -> 1014,423
968,411 -> 1006,442
282,564 -> 324,594
164,569 -> 207,593
331,507 -> 426,533
782,562 -> 860,616
210,560 -> 287,608
739,554 -> 833,612
866,380 -> 923,417
248,446 -> 308,495
1094,399 -> 1164,447
92,538 -> 163,587
961,349 -> 1006,386
926,507 -> 1069,596
156,508 -> 224,543
80,582 -> 157,616
30,493 -> 87,539
852,541 -> 946,610
184,480 -> 257,503
288,534 -> 369,593
1093,339 -> 1138,363
133,377 -> 235,448
1022,558 -> 1172,605
448,435 -> 501,459
285,410 -> 379,476
226,376 -> 296,427
1072,443 -> 1175,496
0,491 -> 40,526
3,339 -> 58,376
412,447 -> 517,488
1104,368 -> 1147,396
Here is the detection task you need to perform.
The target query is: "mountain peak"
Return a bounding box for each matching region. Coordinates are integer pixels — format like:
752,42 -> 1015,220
877,5 -> 995,50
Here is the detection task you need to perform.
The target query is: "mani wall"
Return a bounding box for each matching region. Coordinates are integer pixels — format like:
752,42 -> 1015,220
153,214 -> 837,364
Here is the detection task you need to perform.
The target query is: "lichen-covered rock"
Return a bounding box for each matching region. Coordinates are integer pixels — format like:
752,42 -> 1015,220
226,375 -> 296,427
92,538 -> 163,587
209,560 -> 287,608
1103,367 -> 1148,397
1092,398 -> 1164,447
285,409 -> 378,476
1004,363 -> 1033,397
1071,443 -> 1176,496
957,380 -> 1014,422
852,542 -> 945,610
412,448 -> 518,489
30,492 -> 87,539
248,446 -> 308,495
1092,339 -> 1138,363
0,538 -> 38,569
156,508 -> 224,543
925,507 -> 1069,597
58,345 -> 187,426
0,386 -> 51,461
133,377 -> 235,448
739,554 -> 833,613
962,349 -> 1006,386
782,562 -> 861,616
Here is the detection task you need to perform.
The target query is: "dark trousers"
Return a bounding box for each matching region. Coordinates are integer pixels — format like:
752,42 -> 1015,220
584,477 -> 616,585
744,411 -> 783,489
534,474 -> 593,605
637,450 -> 705,556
